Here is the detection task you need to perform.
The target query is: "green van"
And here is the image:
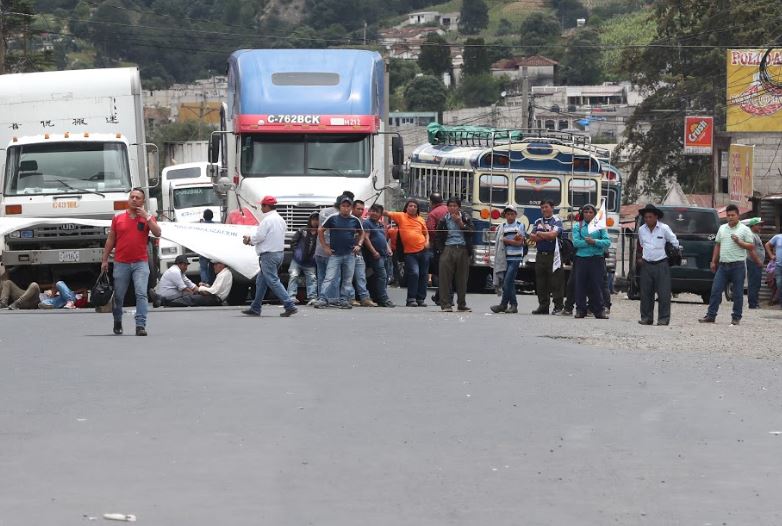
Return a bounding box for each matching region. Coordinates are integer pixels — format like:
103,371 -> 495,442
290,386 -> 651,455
628,206 -> 721,304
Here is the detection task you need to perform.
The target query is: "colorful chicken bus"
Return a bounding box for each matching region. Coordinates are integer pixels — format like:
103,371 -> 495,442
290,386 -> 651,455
407,127 -> 604,290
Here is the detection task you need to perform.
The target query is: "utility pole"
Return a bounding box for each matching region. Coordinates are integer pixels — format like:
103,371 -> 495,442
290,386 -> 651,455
521,66 -> 529,129
363,21 -> 367,45
0,6 -> 6,75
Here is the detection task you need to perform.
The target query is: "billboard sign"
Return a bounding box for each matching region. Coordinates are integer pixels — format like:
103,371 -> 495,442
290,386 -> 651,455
728,144 -> 754,204
727,49 -> 782,132
683,116 -> 713,155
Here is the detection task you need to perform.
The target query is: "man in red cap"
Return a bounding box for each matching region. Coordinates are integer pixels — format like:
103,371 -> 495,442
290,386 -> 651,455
241,195 -> 297,317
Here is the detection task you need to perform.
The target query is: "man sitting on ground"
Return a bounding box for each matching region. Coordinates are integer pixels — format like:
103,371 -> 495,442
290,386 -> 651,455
157,255 -> 198,306
1,268 -> 41,310
167,261 -> 233,307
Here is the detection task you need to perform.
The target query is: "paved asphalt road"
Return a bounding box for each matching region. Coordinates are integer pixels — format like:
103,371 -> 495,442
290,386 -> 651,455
1,289 -> 781,525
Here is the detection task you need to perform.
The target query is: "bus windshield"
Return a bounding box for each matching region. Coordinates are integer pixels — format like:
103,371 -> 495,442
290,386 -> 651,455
4,142 -> 131,196
173,187 -> 220,209
241,133 -> 370,177
514,176 -> 561,206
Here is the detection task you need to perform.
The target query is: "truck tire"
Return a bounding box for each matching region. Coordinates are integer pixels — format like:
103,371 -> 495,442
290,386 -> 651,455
626,269 -> 640,300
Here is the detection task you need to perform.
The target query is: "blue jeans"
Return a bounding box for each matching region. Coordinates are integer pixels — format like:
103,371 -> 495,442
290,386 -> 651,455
322,254 -> 356,304
113,261 -> 150,327
404,250 -> 430,302
501,258 -> 521,307
40,281 -> 76,308
286,260 -> 317,300
199,256 -> 214,284
776,266 -> 782,308
574,255 -> 604,314
249,252 -> 295,314
315,255 -> 330,301
353,254 -> 369,300
366,254 -> 390,303
707,261 -> 746,320
746,260 -> 762,308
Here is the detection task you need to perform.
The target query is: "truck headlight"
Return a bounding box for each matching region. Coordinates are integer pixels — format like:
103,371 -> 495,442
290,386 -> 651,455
9,231 -> 21,238
161,247 -> 178,256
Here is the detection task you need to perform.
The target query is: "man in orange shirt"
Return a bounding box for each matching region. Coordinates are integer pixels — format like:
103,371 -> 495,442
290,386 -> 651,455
387,200 -> 430,307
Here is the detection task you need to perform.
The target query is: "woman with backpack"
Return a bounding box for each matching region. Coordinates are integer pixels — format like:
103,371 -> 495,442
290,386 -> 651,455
286,212 -> 319,305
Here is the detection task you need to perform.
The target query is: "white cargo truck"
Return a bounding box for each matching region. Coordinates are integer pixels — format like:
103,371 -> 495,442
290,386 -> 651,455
158,162 -> 220,275
0,67 -> 158,289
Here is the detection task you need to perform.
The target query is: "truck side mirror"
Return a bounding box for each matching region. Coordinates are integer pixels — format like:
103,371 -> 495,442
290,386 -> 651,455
392,165 -> 403,181
392,135 -> 404,166
209,134 -> 221,164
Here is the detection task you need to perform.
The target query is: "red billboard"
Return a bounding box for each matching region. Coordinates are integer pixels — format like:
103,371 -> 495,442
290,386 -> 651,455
684,116 -> 714,156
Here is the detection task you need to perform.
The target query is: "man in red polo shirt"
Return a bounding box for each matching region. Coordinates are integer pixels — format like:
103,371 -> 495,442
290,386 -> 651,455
101,188 -> 161,336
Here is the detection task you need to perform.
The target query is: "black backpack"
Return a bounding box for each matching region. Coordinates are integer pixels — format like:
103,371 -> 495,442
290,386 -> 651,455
558,237 -> 575,265
665,241 -> 683,266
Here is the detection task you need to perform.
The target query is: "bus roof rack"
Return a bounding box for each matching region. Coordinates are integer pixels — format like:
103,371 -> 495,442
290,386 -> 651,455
427,123 -> 601,150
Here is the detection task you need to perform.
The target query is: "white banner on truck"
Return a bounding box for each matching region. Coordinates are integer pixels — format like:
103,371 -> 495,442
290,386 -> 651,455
0,218 -> 260,279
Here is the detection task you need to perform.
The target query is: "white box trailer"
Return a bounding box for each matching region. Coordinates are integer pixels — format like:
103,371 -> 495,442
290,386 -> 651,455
0,67 -> 157,288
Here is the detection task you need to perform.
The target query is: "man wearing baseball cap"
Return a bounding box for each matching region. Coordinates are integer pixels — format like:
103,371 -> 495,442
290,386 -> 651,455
490,205 -> 526,313
242,195 -> 298,317
156,254 -> 198,307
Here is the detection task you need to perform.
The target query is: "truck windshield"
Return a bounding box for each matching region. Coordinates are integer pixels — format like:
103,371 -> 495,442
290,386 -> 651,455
173,187 -> 220,209
664,209 -> 720,236
240,134 -> 370,177
4,142 -> 131,196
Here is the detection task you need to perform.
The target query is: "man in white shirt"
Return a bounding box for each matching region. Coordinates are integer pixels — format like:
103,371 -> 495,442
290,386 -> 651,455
636,204 -> 679,326
167,261 -> 233,307
241,195 -> 297,317
157,255 -> 198,306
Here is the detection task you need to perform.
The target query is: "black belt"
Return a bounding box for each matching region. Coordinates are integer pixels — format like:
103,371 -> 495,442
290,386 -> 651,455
538,251 -> 554,255
643,258 -> 667,265
720,261 -> 744,267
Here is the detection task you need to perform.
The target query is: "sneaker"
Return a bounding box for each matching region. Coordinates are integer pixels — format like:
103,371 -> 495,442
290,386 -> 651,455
574,311 -> 586,319
594,311 -> 609,320
8,302 -> 20,310
441,306 -> 453,312
698,316 -> 716,323
280,307 -> 298,317
360,298 -> 377,307
64,301 -> 76,309
506,305 -> 518,314
457,305 -> 471,312
406,300 -> 417,307
338,302 -> 353,309
313,300 -> 329,309
490,304 -> 507,313
417,300 -> 427,307
638,319 -> 653,326
561,309 -> 573,316
551,307 -> 563,316
113,321 -> 123,335
306,298 -> 318,306
135,326 -> 147,336
241,309 -> 261,316
731,318 -> 740,326
38,302 -> 54,309
657,321 -> 669,326
531,307 -> 549,315
292,297 -> 301,305
379,300 -> 396,308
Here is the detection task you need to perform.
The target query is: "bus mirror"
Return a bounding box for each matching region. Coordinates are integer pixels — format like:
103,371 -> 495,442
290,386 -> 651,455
209,134 -> 221,164
392,165 -> 403,181
392,136 -> 404,166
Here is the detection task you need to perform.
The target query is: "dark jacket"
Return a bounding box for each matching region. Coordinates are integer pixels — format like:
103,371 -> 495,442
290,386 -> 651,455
434,211 -> 475,255
291,229 -> 317,266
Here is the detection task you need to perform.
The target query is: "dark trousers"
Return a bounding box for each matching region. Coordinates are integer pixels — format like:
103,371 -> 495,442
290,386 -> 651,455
535,251 -> 564,310
707,262 -> 746,320
574,255 -> 604,315
601,259 -> 612,309
639,259 -> 671,323
747,260 -> 762,308
404,250 -> 430,302
168,293 -> 222,307
366,254 -> 390,304
438,245 -> 469,308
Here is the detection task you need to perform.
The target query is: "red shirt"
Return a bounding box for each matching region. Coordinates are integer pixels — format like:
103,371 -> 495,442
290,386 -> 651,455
426,203 -> 448,236
111,211 -> 150,263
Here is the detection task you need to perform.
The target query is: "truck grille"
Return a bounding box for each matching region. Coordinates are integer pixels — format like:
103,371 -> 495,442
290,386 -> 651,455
278,205 -> 330,231
31,224 -> 106,239
5,223 -> 107,250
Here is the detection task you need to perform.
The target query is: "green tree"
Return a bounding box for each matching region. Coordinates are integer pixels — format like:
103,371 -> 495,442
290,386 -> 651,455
560,28 -> 602,85
0,0 -> 52,73
456,74 -> 500,107
496,18 -> 514,37
519,12 -> 561,56
459,0 -> 489,35
463,37 -> 491,76
389,58 -> 420,92
551,0 -> 587,29
619,0 -> 779,199
599,11 -> 655,81
417,32 -> 451,76
405,75 -> 448,112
